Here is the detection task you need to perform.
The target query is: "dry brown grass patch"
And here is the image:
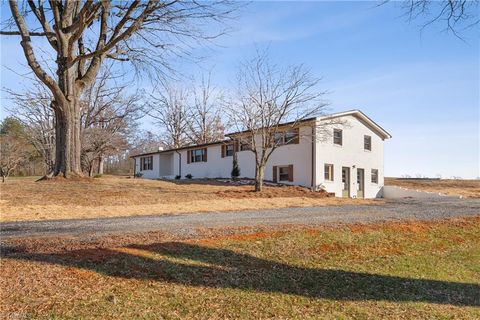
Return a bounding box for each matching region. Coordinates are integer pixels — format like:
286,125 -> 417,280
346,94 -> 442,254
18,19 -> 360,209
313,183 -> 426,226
0,175 -> 377,222
385,177 -> 480,198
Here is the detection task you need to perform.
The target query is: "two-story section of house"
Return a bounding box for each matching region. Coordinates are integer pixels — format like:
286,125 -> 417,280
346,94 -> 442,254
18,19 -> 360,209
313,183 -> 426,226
132,110 -> 391,198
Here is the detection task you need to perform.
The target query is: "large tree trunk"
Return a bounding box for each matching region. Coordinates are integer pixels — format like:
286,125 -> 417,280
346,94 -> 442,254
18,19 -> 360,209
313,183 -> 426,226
254,163 -> 265,192
53,98 -> 83,177
53,44 -> 84,178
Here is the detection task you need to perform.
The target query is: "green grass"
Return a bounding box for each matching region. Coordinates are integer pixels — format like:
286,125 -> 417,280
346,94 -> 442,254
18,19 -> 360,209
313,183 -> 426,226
2,218 -> 479,319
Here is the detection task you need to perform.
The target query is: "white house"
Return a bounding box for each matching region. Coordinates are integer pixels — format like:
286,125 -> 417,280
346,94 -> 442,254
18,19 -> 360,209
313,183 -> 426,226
132,110 -> 391,198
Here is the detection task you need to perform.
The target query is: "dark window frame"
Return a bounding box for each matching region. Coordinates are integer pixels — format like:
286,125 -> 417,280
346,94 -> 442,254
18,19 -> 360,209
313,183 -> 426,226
284,130 -> 297,145
141,156 -> 153,171
324,163 -> 334,181
190,148 -> 206,163
278,166 -> 290,182
364,135 -> 372,151
371,169 -> 378,184
273,129 -> 299,146
225,144 -> 234,157
240,141 -> 251,151
274,132 -> 284,145
333,129 -> 343,145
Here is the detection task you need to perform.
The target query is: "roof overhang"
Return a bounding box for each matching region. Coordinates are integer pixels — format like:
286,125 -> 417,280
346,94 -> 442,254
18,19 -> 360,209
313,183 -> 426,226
130,140 -> 230,158
318,109 -> 392,140
131,110 -> 391,158
225,117 -> 317,138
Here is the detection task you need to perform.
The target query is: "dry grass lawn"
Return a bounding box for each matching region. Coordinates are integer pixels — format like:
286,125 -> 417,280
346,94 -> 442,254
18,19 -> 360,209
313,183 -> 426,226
385,177 -> 480,198
0,175 -> 377,222
1,217 -> 479,319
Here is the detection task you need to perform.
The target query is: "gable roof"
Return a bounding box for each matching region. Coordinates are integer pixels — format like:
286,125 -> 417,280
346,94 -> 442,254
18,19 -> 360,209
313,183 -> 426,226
319,109 -> 392,139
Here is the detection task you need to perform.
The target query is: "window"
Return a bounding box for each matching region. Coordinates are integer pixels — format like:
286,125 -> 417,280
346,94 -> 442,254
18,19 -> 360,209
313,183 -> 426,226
273,129 -> 299,146
324,164 -> 334,181
333,129 -> 342,145
278,166 -> 289,181
284,130 -> 297,145
225,144 -> 234,157
190,148 -> 206,163
240,141 -> 251,151
141,156 -> 153,171
274,132 -> 284,145
371,169 -> 378,184
364,135 -> 371,151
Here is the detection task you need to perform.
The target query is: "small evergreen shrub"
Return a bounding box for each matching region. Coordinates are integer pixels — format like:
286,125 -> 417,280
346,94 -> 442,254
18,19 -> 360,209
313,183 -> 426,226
175,175 -> 181,180
134,172 -> 143,178
231,155 -> 241,180
185,174 -> 193,179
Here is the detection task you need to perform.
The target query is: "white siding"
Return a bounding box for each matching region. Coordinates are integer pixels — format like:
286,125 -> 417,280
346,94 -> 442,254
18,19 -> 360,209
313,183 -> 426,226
181,145 -> 232,179
315,115 -> 385,198
132,112 -> 388,199
135,125 -> 314,185
260,125 -> 313,186
178,126 -> 313,185
136,154 -> 160,179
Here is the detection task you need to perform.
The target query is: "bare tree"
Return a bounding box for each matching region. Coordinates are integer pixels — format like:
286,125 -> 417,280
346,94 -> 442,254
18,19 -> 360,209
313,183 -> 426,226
0,117 -> 33,182
148,85 -> 190,149
226,50 -> 330,192
186,73 -> 225,144
5,68 -> 144,177
131,130 -> 166,154
385,0 -> 479,37
1,1 -> 236,177
5,81 -> 56,174
80,68 -> 144,176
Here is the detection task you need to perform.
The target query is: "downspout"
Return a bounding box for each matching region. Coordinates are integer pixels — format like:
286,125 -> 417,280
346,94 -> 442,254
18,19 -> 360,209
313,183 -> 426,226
158,154 -> 161,178
133,157 -> 136,178
311,123 -> 317,190
175,151 -> 182,177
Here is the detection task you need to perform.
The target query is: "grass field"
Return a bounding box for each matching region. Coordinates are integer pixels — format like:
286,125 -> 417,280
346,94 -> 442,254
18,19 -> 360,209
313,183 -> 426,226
386,177 -> 480,198
1,217 -> 479,319
0,175 -> 377,222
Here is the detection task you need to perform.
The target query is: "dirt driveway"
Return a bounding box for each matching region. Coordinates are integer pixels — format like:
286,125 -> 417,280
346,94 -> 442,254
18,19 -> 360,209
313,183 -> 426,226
1,198 -> 479,239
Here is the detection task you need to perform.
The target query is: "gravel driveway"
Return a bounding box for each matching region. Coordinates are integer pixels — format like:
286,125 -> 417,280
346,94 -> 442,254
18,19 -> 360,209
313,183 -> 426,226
1,198 -> 479,239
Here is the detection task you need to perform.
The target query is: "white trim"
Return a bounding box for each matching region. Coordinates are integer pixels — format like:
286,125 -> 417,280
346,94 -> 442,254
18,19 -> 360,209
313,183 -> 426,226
318,110 -> 392,140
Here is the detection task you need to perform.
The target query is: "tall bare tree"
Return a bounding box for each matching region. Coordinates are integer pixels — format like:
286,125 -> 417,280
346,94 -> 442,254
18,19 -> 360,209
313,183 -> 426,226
186,73 -> 225,144
148,85 -> 190,149
0,117 -> 33,182
80,68 -> 144,176
5,68 -> 144,176
5,81 -> 56,173
226,50 -> 329,192
385,0 -> 479,37
1,0 -> 235,177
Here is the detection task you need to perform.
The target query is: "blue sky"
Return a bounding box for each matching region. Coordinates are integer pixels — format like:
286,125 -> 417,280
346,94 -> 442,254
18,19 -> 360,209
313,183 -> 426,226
1,1 -> 479,178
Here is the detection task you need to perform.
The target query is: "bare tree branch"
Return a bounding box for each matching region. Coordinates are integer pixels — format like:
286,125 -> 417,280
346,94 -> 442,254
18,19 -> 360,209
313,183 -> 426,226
225,49 -> 330,191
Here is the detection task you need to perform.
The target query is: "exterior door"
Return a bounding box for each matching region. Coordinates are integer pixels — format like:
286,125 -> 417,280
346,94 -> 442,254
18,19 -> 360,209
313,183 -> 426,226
342,167 -> 350,198
357,168 -> 364,198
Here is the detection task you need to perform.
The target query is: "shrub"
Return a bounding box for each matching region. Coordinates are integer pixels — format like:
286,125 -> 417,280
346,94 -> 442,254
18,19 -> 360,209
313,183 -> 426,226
231,154 -> 241,180
175,175 -> 181,180
134,172 -> 143,178
93,174 -> 103,178
185,173 -> 193,179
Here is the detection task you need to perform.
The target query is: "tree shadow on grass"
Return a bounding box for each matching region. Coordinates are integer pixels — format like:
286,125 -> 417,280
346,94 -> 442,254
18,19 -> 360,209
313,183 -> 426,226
2,242 -> 479,306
